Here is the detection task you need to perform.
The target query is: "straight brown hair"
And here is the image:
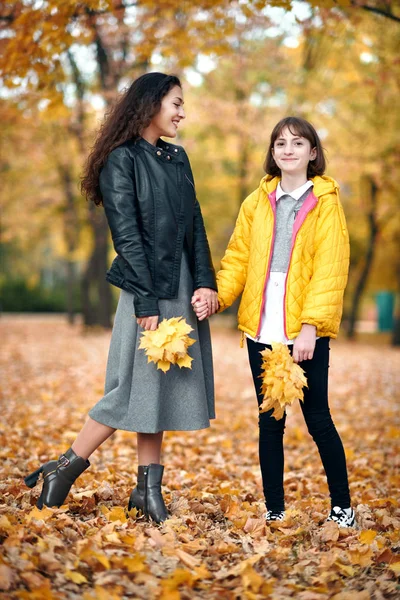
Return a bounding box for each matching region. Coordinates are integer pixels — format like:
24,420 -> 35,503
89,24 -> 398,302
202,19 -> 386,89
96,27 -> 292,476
264,116 -> 326,178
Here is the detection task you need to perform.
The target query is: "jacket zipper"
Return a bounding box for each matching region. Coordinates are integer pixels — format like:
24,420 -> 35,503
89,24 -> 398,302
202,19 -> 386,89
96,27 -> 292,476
255,195 -> 276,340
283,190 -> 318,338
283,242 -> 296,339
174,163 -> 185,294
184,173 -> 195,189
143,466 -> 148,517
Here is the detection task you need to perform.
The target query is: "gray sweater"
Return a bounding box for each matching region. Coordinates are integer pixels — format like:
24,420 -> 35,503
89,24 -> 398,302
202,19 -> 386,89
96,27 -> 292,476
270,188 -> 312,273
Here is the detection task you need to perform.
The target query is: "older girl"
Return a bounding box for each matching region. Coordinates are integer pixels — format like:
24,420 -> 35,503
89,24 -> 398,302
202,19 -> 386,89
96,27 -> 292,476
25,73 -> 218,523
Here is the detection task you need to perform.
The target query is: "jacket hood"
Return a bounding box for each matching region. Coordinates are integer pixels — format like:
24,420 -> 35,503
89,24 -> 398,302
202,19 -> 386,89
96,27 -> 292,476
260,174 -> 339,198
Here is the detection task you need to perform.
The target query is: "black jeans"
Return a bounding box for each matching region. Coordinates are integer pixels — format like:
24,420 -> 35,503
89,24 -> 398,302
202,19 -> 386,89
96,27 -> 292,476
247,337 -> 351,512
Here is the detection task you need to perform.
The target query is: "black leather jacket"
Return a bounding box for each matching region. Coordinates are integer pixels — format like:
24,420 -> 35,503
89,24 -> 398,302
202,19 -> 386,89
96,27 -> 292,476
100,137 -> 216,317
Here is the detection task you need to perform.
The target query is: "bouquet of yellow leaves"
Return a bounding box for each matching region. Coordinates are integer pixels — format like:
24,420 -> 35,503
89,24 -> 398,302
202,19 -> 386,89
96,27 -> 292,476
259,343 -> 308,420
138,317 -> 196,373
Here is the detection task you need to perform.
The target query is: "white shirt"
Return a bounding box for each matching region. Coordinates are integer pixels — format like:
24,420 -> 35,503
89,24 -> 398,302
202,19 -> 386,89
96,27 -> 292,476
276,180 -> 313,202
247,180 -> 314,346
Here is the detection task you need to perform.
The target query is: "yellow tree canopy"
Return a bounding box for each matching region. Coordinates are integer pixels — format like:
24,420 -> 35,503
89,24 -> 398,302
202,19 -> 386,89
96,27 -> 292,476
1,1 -> 399,92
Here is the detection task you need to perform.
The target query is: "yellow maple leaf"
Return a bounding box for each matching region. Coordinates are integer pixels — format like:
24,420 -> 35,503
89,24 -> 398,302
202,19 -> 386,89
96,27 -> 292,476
122,554 -> 147,573
166,338 -> 186,355
26,506 -> 54,522
157,360 -> 171,373
176,354 -> 193,369
149,347 -> 166,362
150,328 -> 170,348
359,529 -> 377,545
388,561 -> 400,575
259,343 -> 307,420
170,317 -> 194,336
108,506 -> 127,523
139,317 -> 196,372
65,570 -> 88,584
271,403 -> 285,420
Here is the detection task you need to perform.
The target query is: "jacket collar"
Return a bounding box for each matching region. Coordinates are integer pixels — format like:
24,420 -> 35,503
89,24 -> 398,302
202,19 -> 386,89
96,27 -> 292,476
157,138 -> 182,155
276,179 -> 313,201
135,137 -> 182,162
261,174 -> 339,198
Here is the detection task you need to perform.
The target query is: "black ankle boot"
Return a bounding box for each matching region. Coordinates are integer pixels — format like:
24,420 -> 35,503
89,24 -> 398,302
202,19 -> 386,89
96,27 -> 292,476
24,448 -> 90,509
128,464 -> 169,524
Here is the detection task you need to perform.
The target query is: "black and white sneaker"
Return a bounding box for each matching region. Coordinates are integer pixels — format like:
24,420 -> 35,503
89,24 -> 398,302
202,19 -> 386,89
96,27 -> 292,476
327,506 -> 356,528
265,510 -> 286,522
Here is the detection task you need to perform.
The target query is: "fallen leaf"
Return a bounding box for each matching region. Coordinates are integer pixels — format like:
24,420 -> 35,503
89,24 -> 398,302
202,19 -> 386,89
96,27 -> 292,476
107,506 -> 127,523
175,548 -> 201,569
331,591 -> 371,600
65,570 -> 88,584
0,564 -> 14,591
26,506 -> 54,523
122,554 -> 147,573
241,563 -> 265,592
359,529 -> 377,544
319,520 -> 340,542
388,561 -> 400,575
348,545 -> 374,567
2,318 -> 399,599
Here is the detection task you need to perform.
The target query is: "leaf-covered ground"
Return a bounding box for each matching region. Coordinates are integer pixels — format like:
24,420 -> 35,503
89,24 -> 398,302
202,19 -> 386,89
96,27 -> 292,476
0,316 -> 399,600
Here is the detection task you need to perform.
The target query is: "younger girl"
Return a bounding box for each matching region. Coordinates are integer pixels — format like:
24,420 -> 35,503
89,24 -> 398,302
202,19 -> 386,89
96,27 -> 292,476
25,73 -> 218,523
193,117 -> 355,527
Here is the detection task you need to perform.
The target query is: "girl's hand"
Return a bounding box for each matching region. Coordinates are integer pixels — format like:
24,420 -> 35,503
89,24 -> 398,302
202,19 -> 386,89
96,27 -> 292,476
293,324 -> 317,363
192,299 -> 209,321
191,288 -> 219,319
137,315 -> 159,331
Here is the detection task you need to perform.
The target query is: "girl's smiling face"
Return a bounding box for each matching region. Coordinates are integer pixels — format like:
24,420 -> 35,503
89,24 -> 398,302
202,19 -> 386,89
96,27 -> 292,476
272,127 -> 317,176
150,85 -> 186,139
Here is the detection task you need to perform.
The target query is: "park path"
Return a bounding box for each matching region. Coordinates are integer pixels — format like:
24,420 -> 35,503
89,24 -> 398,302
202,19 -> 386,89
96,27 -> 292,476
0,316 -> 399,599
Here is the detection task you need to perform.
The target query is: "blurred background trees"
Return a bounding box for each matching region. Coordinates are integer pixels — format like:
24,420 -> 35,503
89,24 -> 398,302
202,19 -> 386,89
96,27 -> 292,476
0,0 -> 399,341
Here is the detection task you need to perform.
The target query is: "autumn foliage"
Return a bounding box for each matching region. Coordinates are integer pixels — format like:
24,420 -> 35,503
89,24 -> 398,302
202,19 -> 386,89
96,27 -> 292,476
0,317 -> 399,599
1,0 -> 399,333
139,317 -> 196,373
259,343 -> 308,420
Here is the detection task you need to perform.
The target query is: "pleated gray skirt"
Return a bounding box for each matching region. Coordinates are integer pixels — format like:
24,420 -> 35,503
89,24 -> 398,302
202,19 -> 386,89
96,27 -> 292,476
89,252 -> 215,433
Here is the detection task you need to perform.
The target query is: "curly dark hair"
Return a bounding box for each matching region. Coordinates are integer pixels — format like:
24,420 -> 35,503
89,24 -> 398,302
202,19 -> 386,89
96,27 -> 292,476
81,72 -> 181,206
264,116 -> 326,178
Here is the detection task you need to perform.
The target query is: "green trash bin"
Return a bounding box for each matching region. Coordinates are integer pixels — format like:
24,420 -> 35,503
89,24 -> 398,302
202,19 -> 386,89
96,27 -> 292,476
376,291 -> 395,332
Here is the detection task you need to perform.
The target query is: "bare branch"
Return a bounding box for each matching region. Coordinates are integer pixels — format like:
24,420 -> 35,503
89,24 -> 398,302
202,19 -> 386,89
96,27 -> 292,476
351,1 -> 400,23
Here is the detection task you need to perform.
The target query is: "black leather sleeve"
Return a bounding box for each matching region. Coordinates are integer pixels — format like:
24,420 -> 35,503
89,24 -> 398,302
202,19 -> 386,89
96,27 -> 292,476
192,198 -> 217,291
182,151 -> 217,291
100,147 -> 159,317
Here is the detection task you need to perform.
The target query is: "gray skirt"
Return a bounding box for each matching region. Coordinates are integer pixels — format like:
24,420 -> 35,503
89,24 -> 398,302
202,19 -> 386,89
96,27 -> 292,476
89,252 -> 215,433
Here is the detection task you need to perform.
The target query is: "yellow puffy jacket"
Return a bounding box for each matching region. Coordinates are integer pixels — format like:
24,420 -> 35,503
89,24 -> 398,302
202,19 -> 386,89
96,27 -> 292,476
216,175 -> 350,340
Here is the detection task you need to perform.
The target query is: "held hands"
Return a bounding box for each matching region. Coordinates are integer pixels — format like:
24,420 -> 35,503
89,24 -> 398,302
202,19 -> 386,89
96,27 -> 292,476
136,288 -> 218,330
191,288 -> 219,321
292,324 -> 317,363
136,288 -> 218,329
137,316 -> 159,331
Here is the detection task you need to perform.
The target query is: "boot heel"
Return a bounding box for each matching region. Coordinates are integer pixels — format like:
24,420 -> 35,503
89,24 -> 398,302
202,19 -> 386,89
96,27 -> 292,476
24,466 -> 43,488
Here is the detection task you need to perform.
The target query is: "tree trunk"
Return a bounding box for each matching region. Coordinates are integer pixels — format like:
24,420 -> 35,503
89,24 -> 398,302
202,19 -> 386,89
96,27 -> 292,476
392,313 -> 400,346
347,177 -> 379,339
225,132 -> 250,323
80,25 -> 116,328
391,258 -> 400,346
81,203 -> 112,328
65,260 -> 76,325
238,137 -> 250,209
58,162 -> 79,325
